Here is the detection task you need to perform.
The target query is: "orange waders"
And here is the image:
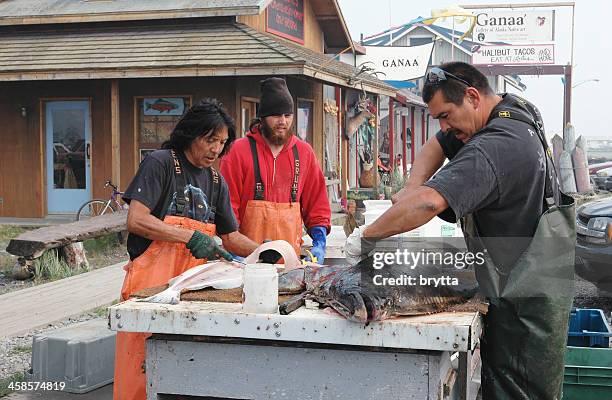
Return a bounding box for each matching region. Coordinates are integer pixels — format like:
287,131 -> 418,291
239,137 -> 303,255
113,216 -> 215,400
114,149 -> 222,400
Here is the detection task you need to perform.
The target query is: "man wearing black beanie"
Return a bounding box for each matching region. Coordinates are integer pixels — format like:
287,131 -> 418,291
221,77 -> 331,263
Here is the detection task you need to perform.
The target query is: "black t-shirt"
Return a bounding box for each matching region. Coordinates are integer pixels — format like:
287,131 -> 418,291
123,149 -> 238,260
425,93 -> 547,270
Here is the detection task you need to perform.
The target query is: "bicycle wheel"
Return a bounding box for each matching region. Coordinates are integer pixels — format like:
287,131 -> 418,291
76,199 -> 117,221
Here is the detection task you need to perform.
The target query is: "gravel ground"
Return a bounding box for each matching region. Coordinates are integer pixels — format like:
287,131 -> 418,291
574,274 -> 612,322
0,270 -> 35,295
0,311 -> 107,384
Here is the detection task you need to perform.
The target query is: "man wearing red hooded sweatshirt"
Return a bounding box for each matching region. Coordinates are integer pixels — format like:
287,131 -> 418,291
221,77 -> 330,262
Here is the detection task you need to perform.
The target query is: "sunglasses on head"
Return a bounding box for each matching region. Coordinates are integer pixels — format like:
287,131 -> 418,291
426,67 -> 472,87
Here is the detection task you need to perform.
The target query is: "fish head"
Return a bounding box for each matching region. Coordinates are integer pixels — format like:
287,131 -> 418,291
324,291 -> 368,323
310,264 -> 370,323
360,291 -> 396,322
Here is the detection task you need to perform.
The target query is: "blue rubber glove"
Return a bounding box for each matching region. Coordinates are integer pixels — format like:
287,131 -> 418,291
307,226 -> 327,264
228,253 -> 245,264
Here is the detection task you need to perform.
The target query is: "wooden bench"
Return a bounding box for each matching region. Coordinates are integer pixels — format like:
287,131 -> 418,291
6,210 -> 127,274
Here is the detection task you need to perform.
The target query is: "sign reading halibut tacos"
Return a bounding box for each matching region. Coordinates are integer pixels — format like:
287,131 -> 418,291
472,44 -> 555,65
266,0 -> 304,45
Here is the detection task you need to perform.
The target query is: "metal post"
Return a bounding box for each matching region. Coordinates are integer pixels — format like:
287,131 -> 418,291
410,107 -> 415,164
402,114 -> 407,176
337,87 -> 347,201
355,114 -> 359,187
389,98 -> 394,172
451,18 -> 455,61
563,64 -> 572,127
374,96 -> 380,196
421,110 -> 426,150
110,79 -> 121,189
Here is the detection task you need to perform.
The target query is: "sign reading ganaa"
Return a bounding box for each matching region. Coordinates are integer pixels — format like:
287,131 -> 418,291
473,10 -> 554,43
266,0 -> 304,45
356,43 -> 434,81
472,44 -> 555,65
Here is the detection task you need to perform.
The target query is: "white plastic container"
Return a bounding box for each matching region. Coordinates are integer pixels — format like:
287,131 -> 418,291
242,263 -> 279,314
363,199 -> 392,211
363,209 -> 386,225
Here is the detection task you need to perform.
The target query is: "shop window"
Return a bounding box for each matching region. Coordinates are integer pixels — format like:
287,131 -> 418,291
241,97 -> 259,136
296,98 -> 314,145
136,96 -> 191,162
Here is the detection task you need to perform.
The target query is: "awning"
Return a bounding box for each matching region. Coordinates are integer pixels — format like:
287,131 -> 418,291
395,88 -> 426,107
385,80 -> 417,89
0,22 -> 396,96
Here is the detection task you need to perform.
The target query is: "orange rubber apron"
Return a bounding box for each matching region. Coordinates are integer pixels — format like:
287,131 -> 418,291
113,216 -> 215,400
114,149 -> 220,400
239,137 -> 303,255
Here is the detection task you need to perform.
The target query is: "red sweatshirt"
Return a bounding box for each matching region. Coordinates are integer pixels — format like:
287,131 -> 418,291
220,127 -> 331,232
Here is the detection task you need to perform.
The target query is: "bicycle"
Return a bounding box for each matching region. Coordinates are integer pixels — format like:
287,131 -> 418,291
76,180 -> 127,221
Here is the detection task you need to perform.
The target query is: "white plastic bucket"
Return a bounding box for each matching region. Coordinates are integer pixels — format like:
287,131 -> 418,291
242,263 -> 278,314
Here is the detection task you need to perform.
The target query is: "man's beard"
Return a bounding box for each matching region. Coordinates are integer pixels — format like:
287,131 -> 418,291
261,119 -> 292,146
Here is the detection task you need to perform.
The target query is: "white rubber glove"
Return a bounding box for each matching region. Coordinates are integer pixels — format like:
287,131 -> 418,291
344,225 -> 377,265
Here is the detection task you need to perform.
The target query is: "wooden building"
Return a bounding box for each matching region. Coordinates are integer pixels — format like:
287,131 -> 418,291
0,0 -> 395,218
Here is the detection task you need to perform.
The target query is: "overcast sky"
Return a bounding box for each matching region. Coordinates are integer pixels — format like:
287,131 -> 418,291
337,0 -> 608,139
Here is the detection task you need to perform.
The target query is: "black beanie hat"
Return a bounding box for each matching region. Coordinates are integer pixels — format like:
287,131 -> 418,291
257,77 -> 294,118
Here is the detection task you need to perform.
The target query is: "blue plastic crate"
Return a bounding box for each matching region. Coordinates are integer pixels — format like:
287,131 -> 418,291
568,309 -> 612,348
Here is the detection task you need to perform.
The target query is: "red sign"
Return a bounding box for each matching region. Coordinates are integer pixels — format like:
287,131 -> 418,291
266,0 -> 304,45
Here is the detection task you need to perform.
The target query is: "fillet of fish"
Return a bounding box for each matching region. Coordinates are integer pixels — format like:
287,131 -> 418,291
138,239 -> 301,305
137,261 -> 244,305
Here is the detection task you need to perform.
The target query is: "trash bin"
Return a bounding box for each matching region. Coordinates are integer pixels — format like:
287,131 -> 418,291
27,319 -> 115,393
563,346 -> 612,400
567,308 -> 612,348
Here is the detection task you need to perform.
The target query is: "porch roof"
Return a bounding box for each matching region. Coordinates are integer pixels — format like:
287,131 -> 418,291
0,22 -> 396,96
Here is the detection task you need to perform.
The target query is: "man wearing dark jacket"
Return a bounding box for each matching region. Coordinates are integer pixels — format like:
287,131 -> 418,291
346,62 -> 575,399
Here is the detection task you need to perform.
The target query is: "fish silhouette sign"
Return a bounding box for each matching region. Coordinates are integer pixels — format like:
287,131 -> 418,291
143,97 -> 186,116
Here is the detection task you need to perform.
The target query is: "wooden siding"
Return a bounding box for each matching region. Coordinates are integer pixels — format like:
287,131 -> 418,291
304,0 -> 323,53
0,75 -> 332,218
117,77 -> 238,192
0,84 -> 45,217
0,81 -> 110,218
238,0 -> 323,53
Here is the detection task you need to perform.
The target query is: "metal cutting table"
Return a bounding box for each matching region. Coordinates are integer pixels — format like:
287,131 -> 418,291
109,299 -> 482,400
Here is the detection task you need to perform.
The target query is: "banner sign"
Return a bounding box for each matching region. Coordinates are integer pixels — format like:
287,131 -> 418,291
473,10 -> 554,43
472,44 -> 555,65
266,0 -> 304,45
356,43 -> 434,81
